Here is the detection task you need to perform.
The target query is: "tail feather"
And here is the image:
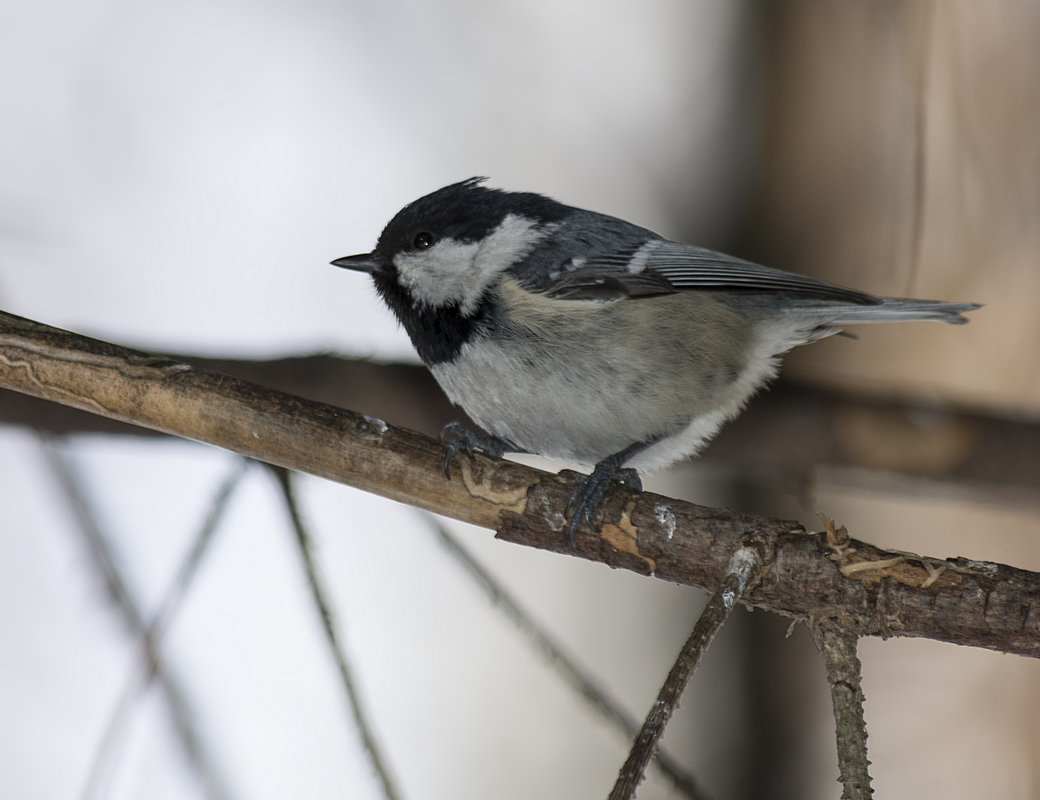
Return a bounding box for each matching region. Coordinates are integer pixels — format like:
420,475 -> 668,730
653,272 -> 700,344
790,295 -> 977,324
826,297 -> 981,325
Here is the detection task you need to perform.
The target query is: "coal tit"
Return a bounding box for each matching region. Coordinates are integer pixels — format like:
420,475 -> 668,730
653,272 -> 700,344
333,178 -> 979,541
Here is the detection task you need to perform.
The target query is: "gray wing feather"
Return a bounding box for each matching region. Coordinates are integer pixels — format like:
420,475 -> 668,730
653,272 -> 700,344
542,240 -> 880,305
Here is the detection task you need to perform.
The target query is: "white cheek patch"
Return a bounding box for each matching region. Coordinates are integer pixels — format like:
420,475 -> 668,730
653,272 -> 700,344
393,214 -> 552,315
395,239 -> 481,309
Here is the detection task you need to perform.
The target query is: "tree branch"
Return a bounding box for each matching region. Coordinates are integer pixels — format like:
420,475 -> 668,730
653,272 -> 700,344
8,347 -> 1040,515
272,467 -> 403,800
609,546 -> 764,800
1,309 -> 1038,657
812,617 -> 874,800
424,514 -> 709,799
40,439 -> 240,800
3,357 -> 1038,508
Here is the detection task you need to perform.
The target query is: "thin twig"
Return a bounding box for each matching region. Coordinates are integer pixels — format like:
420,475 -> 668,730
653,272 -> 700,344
608,547 -> 763,800
270,467 -> 403,800
83,455 -> 247,798
424,514 -> 709,800
812,623 -> 874,800
40,439 -> 241,800
151,459 -> 252,636
84,457 -> 248,800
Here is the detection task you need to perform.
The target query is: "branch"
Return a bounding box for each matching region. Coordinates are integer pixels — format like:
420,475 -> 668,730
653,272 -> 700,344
1,309 -> 1038,657
272,468 -> 403,800
40,439 -> 239,800
812,617 -> 873,800
3,357 -> 1039,507
609,547 -> 764,800
425,515 -> 708,799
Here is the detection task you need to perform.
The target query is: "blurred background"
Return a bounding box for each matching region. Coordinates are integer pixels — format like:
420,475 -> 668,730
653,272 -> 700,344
1,1 -> 1038,798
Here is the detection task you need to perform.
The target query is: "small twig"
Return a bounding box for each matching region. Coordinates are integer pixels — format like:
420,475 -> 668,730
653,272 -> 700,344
151,459 -> 252,631
424,514 -> 709,800
41,439 -> 240,800
812,623 -> 873,800
270,468 -> 404,800
86,457 -> 248,800
608,546 -> 763,800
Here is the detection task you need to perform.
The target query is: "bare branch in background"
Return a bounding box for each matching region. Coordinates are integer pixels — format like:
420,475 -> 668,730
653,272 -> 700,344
40,439 -> 242,800
2,310 -> 1039,658
425,514 -> 709,800
271,467 -> 403,800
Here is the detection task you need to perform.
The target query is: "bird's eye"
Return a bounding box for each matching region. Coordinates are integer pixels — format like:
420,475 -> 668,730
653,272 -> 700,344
413,231 -> 435,250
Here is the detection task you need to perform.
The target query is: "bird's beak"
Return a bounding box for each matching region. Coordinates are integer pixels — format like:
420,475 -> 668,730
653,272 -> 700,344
331,253 -> 382,274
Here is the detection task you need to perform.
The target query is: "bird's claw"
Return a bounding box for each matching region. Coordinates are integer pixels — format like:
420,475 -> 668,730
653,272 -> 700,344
565,464 -> 643,546
439,422 -> 511,478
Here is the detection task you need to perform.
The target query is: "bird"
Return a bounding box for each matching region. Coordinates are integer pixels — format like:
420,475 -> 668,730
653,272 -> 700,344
333,177 -> 979,542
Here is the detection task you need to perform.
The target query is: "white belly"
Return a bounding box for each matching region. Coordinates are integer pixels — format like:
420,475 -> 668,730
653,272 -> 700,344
429,281 -> 824,471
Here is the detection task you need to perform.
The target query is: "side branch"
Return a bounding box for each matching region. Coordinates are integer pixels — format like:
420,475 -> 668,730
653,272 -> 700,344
1,309 -> 1038,657
812,623 -> 873,799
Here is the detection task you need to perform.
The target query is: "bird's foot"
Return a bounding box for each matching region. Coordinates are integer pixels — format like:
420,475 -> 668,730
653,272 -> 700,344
565,452 -> 646,546
439,421 -> 514,478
